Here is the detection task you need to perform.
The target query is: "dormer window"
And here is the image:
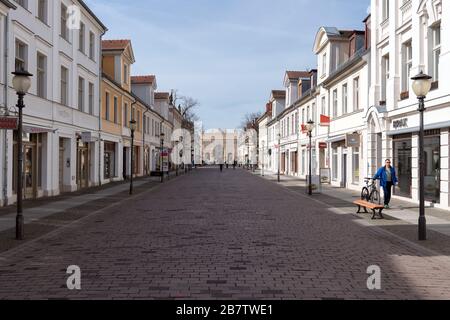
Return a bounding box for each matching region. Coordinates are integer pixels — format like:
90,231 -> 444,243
124,64 -> 129,84
322,53 -> 327,76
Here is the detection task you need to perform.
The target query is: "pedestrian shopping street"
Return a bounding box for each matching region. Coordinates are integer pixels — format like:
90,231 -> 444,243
1,167 -> 450,300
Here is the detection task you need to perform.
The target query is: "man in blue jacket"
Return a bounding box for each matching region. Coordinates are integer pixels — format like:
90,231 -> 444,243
374,159 -> 398,209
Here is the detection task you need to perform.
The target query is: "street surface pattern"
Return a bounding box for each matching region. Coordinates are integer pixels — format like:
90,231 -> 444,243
1,168 -> 450,299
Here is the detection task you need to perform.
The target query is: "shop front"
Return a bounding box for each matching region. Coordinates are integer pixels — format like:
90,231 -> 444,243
13,132 -> 44,200
104,141 -> 116,180
76,139 -> 90,190
390,127 -> 442,204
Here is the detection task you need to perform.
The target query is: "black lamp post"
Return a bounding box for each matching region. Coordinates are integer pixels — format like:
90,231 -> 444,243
12,70 -> 33,241
261,140 -> 265,177
411,71 -> 432,241
246,137 -> 250,170
175,140 -> 179,176
160,133 -> 165,183
129,119 -> 137,195
277,133 -> 281,183
306,120 -> 315,196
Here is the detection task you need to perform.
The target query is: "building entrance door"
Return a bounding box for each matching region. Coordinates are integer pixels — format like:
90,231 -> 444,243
59,140 -> 65,190
342,153 -> 347,188
24,145 -> 36,199
394,137 -> 412,198
77,143 -> 90,189
424,134 -> 440,203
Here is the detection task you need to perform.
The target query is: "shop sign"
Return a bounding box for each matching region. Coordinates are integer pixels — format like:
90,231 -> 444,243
319,142 -> 327,149
346,133 -> 361,148
393,118 -> 408,130
0,117 -> 18,130
81,132 -> 93,143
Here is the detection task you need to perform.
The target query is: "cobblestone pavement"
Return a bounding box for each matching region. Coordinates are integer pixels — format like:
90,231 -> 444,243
1,167 -> 450,299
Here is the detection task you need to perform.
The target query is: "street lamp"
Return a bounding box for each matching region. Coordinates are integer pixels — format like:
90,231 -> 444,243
261,140 -> 265,177
277,133 -> 281,183
160,132 -> 165,183
129,119 -> 137,195
306,120 -> 315,196
246,136 -> 250,170
12,69 -> 33,241
175,140 -> 179,176
411,71 -> 432,241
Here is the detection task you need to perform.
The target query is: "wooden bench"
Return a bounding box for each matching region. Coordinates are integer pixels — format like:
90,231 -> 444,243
353,200 -> 385,220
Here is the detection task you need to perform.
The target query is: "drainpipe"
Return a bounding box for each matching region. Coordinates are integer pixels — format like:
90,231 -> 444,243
3,13 -> 10,205
98,29 -> 106,187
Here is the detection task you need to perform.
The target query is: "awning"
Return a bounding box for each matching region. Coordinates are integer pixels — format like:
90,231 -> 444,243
386,120 -> 450,136
326,134 -> 346,143
23,125 -> 55,134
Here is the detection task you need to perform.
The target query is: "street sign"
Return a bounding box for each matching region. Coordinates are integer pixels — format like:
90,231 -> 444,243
0,117 -> 18,130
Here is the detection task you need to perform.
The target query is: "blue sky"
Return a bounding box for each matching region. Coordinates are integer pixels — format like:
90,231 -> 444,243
85,0 -> 370,129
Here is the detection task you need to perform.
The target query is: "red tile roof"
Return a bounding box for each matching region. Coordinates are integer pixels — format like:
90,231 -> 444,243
155,92 -> 170,100
102,39 -> 131,51
286,71 -> 311,79
131,75 -> 156,84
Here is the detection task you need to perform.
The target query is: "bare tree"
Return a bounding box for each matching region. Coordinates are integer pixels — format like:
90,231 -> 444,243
241,112 -> 263,131
171,89 -> 200,122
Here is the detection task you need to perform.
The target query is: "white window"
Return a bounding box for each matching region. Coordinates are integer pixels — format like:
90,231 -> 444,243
307,106 -> 310,122
114,97 -> 118,123
402,41 -> 412,92
124,64 -> 128,84
342,84 -> 348,114
352,147 -> 360,184
16,0 -> 27,9
322,53 -> 327,76
15,40 -> 27,72
89,32 -> 95,60
88,83 -> 94,115
353,77 -> 360,110
60,66 -> 68,105
79,22 -> 85,53
78,77 -> 85,111
124,103 -> 129,127
61,3 -> 69,41
332,147 -> 338,181
332,89 -> 338,117
382,0 -> 389,21
105,92 -> 110,121
37,53 -> 47,99
312,102 -> 316,124
38,0 -> 48,24
431,25 -> 441,82
381,55 -> 389,102
321,96 -> 326,116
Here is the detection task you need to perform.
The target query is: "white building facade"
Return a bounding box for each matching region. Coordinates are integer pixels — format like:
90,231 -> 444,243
0,0 -> 106,206
258,0 -> 450,209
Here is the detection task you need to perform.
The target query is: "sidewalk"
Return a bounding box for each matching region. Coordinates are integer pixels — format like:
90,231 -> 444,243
0,170 -> 184,253
251,169 -> 450,254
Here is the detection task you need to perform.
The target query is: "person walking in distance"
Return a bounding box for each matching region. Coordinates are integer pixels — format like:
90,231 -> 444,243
374,159 -> 398,209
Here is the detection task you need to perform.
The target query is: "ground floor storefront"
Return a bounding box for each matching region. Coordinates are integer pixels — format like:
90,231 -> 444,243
0,122 -> 101,206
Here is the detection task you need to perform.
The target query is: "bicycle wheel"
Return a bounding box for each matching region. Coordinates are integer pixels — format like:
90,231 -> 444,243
361,187 -> 370,201
370,189 -> 381,205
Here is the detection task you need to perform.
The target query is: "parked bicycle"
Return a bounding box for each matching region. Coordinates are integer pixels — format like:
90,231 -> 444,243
361,178 -> 381,205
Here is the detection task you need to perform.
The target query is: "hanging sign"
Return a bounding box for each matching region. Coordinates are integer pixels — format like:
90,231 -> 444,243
0,117 -> 18,130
